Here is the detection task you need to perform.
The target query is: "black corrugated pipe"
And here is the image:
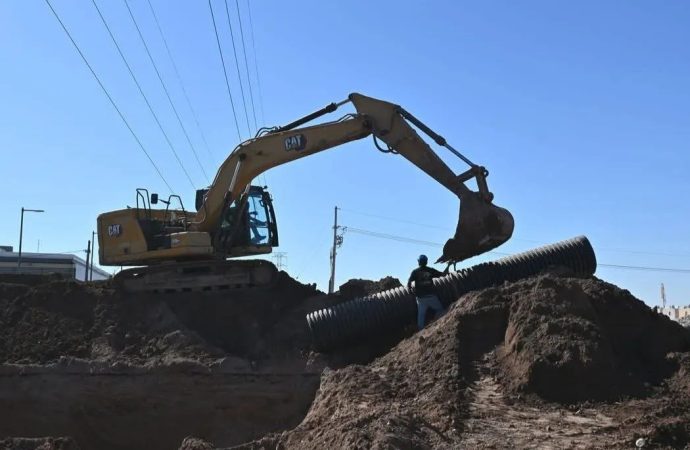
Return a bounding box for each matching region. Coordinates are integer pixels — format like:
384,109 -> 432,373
306,235 -> 597,351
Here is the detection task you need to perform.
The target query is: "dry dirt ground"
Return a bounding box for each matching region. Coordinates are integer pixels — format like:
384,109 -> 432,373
233,274 -> 690,450
1,273 -> 689,449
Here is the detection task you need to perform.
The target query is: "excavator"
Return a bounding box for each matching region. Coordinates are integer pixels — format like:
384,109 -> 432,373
97,93 -> 514,292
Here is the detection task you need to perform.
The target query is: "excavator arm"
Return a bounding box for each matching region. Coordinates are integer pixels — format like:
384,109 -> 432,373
193,93 -> 514,263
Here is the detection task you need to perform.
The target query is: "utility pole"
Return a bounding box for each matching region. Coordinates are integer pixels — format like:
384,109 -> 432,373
17,207 -> 45,270
85,240 -> 91,282
661,283 -> 666,308
328,207 -> 346,294
90,230 -> 96,281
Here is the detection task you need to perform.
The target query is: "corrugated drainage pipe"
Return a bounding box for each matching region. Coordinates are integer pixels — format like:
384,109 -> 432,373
306,235 -> 597,351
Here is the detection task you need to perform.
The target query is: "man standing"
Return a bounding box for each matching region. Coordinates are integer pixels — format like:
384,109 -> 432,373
408,255 -> 448,330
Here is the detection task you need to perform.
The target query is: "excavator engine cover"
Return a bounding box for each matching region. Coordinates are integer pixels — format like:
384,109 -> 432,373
440,192 -> 514,263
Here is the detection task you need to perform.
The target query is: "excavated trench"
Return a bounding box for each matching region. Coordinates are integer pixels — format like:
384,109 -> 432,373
0,273 -> 335,450
0,363 -> 319,450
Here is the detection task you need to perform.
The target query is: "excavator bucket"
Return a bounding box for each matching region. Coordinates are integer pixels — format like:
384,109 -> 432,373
438,193 -> 514,264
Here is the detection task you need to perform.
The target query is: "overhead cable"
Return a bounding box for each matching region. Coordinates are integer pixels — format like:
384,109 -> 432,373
124,0 -> 210,184
223,0 -> 252,135
92,0 -> 196,190
44,0 -> 174,193
341,208 -> 690,258
245,0 -> 265,124
208,0 -> 243,142
146,0 -> 215,160
234,0 -> 258,130
345,226 -> 690,274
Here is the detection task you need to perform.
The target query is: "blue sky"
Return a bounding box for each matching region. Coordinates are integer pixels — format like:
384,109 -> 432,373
1,1 -> 688,305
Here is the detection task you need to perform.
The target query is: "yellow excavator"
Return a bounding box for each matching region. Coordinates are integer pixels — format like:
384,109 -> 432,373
97,93 -> 514,292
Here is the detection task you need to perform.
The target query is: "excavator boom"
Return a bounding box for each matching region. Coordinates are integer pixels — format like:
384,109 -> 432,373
192,92 -> 513,263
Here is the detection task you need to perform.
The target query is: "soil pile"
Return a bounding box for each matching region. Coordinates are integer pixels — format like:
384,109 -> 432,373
338,277 -> 402,300
4,270 -> 690,449
499,275 -> 690,402
0,437 -> 80,450
0,273 -> 65,287
235,273 -> 690,449
0,272 -> 328,450
0,272 -> 321,365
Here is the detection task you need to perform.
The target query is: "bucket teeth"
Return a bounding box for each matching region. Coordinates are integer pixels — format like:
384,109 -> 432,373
438,194 -> 515,263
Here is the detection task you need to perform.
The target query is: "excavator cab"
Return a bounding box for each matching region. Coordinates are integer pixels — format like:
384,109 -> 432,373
211,185 -> 279,255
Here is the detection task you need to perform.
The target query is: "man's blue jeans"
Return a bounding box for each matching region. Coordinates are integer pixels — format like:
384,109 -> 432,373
416,294 -> 446,330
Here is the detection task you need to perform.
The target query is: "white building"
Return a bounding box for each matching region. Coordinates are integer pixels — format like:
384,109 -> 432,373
659,306 -> 690,322
0,248 -> 110,281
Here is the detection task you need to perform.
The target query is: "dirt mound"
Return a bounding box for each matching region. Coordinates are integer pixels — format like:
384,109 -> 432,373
338,276 -> 402,300
499,276 -> 690,402
178,437 -> 213,450
0,271 -> 327,450
0,273 -> 66,287
0,272 -> 321,365
5,271 -> 690,449
236,278 -> 513,449
235,274 -> 690,449
0,437 -> 80,450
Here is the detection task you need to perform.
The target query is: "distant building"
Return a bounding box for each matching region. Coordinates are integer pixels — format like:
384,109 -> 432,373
0,249 -> 110,281
660,306 -> 690,322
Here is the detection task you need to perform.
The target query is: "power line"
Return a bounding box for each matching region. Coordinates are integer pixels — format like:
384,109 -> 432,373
598,264 -> 690,274
593,248 -> 690,258
344,225 -> 690,274
44,0 -> 173,193
146,0 -> 215,161
293,235 -> 331,281
341,208 -> 690,259
346,227 -> 445,249
222,0 -> 252,135
245,0 -> 265,124
241,0 -> 267,187
92,0 -> 196,190
234,0 -> 258,131
123,0 -> 210,184
208,0 -> 242,142
340,207 -> 449,231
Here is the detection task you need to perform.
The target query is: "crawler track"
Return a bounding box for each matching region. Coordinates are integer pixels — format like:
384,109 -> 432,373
114,259 -> 278,293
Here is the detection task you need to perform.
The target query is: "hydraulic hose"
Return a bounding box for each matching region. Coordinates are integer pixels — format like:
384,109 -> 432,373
306,235 -> 596,351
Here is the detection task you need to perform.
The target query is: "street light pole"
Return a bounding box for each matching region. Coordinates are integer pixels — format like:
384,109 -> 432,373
18,207 -> 45,271
90,230 -> 96,281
